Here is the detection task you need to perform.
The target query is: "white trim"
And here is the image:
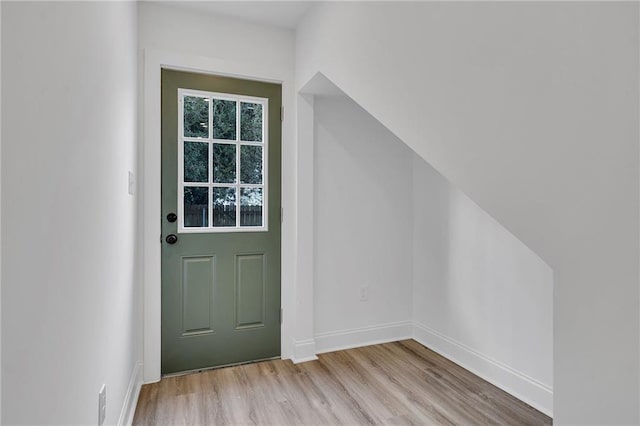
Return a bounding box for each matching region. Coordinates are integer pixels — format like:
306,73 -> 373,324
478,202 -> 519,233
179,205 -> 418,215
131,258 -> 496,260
117,362 -> 143,426
0,2 -> 3,421
315,321 -> 413,354
178,226 -> 267,234
293,319 -> 552,418
412,322 -> 553,418
291,92 -> 316,360
291,338 -> 318,364
177,88 -> 269,233
142,48 -> 295,383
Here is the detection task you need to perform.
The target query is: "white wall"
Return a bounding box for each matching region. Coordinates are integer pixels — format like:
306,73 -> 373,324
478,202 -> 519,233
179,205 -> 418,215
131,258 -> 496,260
313,96 -> 413,351
137,2 -> 297,378
297,3 -> 639,423
1,2 -> 139,425
138,2 -> 294,71
0,2 -> 3,422
310,89 -> 552,413
412,156 -> 553,414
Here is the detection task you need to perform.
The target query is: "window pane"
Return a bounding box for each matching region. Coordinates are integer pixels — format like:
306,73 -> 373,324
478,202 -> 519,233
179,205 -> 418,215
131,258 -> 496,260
183,96 -> 209,138
184,187 -> 209,227
184,142 -> 208,183
213,187 -> 236,227
213,99 -> 236,140
240,188 -> 263,227
213,143 -> 236,183
240,145 -> 263,184
240,102 -> 262,142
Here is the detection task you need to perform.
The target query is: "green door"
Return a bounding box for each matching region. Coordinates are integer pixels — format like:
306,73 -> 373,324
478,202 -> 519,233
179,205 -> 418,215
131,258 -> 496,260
161,69 -> 281,374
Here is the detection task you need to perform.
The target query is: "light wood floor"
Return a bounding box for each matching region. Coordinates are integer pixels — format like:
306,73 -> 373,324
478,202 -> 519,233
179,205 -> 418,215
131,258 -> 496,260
133,340 -> 551,425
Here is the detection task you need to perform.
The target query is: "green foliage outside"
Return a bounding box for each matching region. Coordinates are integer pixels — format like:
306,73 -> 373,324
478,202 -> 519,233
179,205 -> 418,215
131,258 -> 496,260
213,144 -> 236,185
183,96 -> 208,138
241,102 -> 262,142
182,96 -> 265,223
184,142 -> 208,182
240,145 -> 262,184
213,99 -> 236,140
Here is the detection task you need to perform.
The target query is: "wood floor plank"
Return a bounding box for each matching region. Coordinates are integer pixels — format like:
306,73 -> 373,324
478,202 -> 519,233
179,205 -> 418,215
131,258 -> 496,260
368,343 -> 501,424
345,345 -> 476,425
133,340 -> 552,425
322,350 -> 401,421
297,359 -> 386,424
394,340 -> 550,425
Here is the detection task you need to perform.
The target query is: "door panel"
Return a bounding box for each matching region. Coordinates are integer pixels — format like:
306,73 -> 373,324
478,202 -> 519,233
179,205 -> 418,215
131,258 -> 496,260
161,69 -> 281,374
235,253 -> 266,329
181,256 -> 215,335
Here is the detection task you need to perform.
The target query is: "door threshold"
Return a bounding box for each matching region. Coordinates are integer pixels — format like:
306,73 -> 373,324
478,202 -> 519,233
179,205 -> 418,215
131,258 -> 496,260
162,356 -> 282,378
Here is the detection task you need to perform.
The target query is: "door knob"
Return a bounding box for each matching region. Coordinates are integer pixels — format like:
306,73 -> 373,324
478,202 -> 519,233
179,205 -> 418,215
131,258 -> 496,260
166,213 -> 177,223
165,234 -> 178,244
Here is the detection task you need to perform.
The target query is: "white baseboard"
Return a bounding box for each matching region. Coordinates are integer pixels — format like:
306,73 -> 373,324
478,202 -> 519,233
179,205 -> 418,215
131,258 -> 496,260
315,321 -> 413,354
127,323 -> 551,419
412,322 -> 553,418
291,338 -> 318,363
118,361 -> 143,426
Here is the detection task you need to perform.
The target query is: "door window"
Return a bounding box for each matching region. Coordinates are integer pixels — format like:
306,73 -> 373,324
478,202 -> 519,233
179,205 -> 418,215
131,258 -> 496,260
178,89 -> 268,232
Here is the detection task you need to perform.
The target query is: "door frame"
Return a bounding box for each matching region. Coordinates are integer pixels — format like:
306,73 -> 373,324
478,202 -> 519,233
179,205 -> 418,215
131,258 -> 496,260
141,48 -> 304,383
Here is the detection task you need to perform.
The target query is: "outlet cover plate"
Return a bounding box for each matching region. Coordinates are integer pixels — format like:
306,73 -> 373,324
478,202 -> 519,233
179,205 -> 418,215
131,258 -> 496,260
360,285 -> 369,302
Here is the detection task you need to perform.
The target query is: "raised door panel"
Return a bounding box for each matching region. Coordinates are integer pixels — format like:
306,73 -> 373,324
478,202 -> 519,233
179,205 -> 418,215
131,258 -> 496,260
181,256 -> 215,335
235,253 -> 265,329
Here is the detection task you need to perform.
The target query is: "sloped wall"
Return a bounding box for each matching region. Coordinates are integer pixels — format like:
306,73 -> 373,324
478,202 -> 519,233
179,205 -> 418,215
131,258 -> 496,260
413,155 -> 553,414
311,90 -> 553,414
297,3 -> 639,422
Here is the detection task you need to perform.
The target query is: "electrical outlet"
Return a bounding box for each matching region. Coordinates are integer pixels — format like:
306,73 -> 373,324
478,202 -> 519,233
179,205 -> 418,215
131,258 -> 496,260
360,285 -> 369,302
98,384 -> 106,426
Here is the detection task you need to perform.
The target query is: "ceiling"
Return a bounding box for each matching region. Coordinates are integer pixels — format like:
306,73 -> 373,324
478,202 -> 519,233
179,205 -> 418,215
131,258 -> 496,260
160,1 -> 316,29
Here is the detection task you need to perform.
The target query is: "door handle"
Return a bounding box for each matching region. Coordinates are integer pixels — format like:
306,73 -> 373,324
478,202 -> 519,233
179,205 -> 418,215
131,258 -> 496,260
165,234 -> 178,245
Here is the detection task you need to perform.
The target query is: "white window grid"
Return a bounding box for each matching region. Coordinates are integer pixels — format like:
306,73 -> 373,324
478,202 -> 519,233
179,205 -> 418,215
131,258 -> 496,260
177,88 -> 269,233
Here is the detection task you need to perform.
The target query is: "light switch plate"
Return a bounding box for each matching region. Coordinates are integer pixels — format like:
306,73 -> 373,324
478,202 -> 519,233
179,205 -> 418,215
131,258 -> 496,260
98,384 -> 106,426
128,171 -> 135,195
